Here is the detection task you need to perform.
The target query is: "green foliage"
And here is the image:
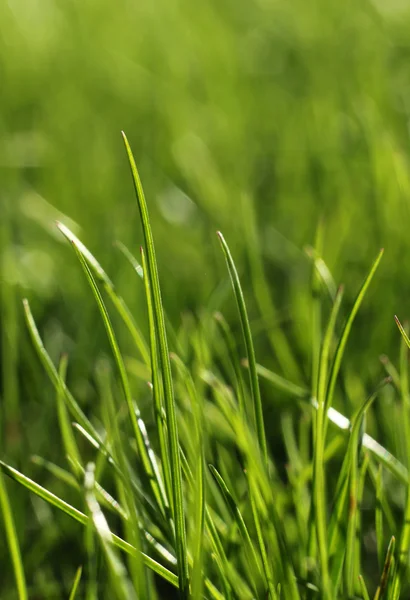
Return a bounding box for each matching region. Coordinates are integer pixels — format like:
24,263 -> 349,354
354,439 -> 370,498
3,1 -> 410,598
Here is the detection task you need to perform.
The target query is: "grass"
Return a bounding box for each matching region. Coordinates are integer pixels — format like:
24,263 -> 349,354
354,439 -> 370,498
3,1 -> 410,598
1,135 -> 410,598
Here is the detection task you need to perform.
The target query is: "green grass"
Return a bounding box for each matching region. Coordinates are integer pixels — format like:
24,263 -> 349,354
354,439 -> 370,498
1,135 -> 410,598
3,0 -> 410,598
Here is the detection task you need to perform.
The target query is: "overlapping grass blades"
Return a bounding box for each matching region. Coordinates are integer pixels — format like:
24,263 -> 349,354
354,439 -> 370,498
122,132 -> 189,597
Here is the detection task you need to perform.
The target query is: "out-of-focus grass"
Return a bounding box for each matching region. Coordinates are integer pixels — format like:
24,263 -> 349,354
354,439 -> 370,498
2,0 -> 410,597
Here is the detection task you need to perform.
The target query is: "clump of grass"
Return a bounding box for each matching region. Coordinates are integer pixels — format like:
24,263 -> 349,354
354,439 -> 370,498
2,136 -> 410,599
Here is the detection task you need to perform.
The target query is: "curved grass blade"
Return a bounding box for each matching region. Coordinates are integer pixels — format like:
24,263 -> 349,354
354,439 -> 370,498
70,240 -> 168,521
122,131 -> 188,596
0,472 -> 28,600
23,298 -> 102,444
56,221 -> 149,364
217,231 -> 268,469
325,249 -> 384,419
0,460 -> 179,589
68,566 -> 83,600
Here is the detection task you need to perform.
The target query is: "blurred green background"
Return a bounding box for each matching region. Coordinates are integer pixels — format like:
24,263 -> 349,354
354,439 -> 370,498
2,0 -> 410,596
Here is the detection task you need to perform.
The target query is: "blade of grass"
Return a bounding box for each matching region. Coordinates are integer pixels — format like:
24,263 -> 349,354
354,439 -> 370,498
376,465 -> 384,568
344,379 -> 391,596
312,285 -> 344,598
374,536 -> 395,600
0,471 -> 28,600
391,316 -> 410,599
56,221 -> 149,364
23,298 -> 102,444
122,131 -> 188,596
70,240 -> 168,522
169,353 -> 205,600
68,566 -> 83,600
0,460 -> 179,589
217,230 -> 268,469
209,464 -> 264,596
84,462 -> 137,600
325,249 -> 384,419
56,354 -> 82,476
140,246 -> 172,519
255,361 -> 408,485
358,574 -> 371,600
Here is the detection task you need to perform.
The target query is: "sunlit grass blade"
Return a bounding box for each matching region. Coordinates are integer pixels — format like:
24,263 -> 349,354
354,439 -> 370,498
217,230 -> 268,468
56,221 -> 149,364
374,536 -> 395,600
68,566 -> 83,600
84,462 -> 137,600
0,471 -> 28,600
0,460 -> 179,588
69,240 -> 168,521
122,131 -> 188,596
325,249 -> 384,417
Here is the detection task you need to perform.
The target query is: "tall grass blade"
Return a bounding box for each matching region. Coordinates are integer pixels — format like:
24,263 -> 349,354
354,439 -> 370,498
217,231 -> 268,469
122,131 -> 188,597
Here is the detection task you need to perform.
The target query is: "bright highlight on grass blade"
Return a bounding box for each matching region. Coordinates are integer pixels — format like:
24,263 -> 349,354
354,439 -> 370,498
0,460 -> 179,589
